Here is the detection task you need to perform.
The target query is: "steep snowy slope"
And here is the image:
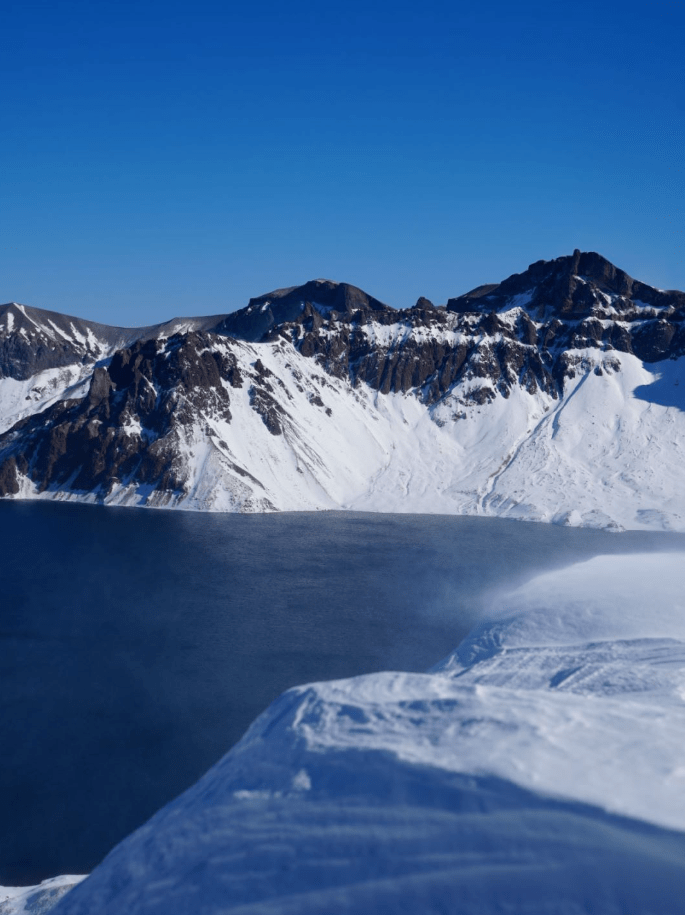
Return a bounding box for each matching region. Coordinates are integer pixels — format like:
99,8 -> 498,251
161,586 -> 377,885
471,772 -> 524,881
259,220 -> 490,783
0,876 -> 85,915
49,553 -> 685,915
0,333 -> 405,511
0,331 -> 683,530
0,302 -> 227,432
1,251 -> 685,530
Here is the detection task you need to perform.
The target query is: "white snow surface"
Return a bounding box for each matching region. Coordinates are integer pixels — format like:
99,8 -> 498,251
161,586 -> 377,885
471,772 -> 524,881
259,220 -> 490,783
0,876 -> 86,914
51,553 -> 685,915
0,365 -> 94,435
3,334 -> 685,531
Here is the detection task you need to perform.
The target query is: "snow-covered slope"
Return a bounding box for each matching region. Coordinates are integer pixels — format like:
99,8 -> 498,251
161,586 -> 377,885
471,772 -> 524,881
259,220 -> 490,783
0,364 -> 95,435
0,301 -> 231,382
0,876 -> 85,914
0,301 -> 230,431
354,347 -> 685,531
1,251 -> 685,530
49,552 -> 685,915
1,333 -> 684,530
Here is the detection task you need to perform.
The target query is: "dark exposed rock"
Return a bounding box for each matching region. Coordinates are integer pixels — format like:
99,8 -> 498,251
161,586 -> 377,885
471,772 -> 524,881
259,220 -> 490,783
210,280 -> 389,344
2,251 -> 685,506
446,250 -> 685,322
0,303 -> 131,381
0,332 -> 242,499
0,455 -> 19,496
249,385 -> 285,436
631,321 -> 677,362
87,367 -> 114,406
264,289 -> 561,403
0,301 -> 240,381
241,252 -> 685,401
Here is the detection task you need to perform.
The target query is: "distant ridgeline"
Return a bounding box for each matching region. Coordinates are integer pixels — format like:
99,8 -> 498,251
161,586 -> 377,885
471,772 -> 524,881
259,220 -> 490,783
1,250 -> 684,530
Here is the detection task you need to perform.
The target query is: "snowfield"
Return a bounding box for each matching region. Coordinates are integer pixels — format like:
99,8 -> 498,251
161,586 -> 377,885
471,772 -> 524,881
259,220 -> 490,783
2,337 -> 685,532
0,876 -> 86,915
0,365 -> 95,436
43,552 -> 685,915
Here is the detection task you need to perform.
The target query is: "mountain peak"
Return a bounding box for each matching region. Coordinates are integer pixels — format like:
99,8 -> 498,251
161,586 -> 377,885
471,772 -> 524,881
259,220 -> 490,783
533,250 -> 633,294
247,279 -> 389,314
447,250 -> 681,318
2,252 -> 685,528
212,279 -> 391,343
499,249 -> 634,298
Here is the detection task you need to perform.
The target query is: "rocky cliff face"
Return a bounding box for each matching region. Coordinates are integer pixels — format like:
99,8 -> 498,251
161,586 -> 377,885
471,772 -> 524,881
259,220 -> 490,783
0,302 -> 230,381
0,303 -> 126,381
1,251 -> 684,530
0,334 -> 243,498
246,251 -> 685,405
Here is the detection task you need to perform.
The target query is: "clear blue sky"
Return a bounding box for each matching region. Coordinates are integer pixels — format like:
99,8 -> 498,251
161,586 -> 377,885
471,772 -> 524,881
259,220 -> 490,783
1,0 -> 683,325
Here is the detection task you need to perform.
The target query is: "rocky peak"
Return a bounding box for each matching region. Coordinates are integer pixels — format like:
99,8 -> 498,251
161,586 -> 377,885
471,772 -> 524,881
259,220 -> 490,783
210,280 -> 392,343
2,253 -> 685,519
0,302 -> 131,380
414,296 -> 435,310
446,250 -> 685,321
249,279 -> 389,314
247,253 -> 685,406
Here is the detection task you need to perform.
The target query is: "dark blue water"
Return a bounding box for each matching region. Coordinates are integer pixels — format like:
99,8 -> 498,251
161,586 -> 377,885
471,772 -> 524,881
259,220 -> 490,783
2,501 -> 684,885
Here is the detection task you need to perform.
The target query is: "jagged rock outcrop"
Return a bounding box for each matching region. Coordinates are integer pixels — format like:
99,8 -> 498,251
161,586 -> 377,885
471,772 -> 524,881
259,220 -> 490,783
0,334 -> 242,497
0,303 -> 127,380
207,279 -> 389,343
1,251 -> 685,529
0,302 -> 229,381
447,249 -> 685,315
242,251 -> 685,405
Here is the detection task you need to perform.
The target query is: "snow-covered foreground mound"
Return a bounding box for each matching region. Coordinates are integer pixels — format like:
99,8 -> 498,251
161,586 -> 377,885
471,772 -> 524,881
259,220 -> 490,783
52,553 -> 685,914
0,876 -> 86,914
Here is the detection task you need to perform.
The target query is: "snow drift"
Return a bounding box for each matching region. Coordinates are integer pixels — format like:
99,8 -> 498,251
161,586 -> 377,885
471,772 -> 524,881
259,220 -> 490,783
0,876 -> 85,915
49,552 -> 685,914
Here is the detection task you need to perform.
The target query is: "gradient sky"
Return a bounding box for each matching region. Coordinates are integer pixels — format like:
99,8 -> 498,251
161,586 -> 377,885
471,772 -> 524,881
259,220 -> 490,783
1,0 -> 683,326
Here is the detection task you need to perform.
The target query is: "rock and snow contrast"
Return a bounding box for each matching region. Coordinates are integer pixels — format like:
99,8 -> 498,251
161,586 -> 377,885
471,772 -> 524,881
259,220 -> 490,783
1,250 -> 685,530
4,255 -> 685,912
45,552 -> 685,914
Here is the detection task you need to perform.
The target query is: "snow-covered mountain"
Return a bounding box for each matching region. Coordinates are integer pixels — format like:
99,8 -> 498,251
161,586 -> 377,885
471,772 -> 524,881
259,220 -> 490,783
1,250 -> 685,530
45,552 -> 685,914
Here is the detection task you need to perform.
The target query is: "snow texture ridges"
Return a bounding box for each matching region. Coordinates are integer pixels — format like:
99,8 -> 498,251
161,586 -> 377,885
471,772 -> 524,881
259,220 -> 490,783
49,553 -> 685,915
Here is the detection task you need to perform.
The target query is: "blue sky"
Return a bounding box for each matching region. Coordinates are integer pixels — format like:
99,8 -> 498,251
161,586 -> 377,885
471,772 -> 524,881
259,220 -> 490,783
1,0 -> 683,325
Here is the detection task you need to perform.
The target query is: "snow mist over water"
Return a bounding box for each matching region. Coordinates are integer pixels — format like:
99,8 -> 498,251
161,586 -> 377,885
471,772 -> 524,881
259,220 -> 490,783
46,550 -> 685,915
476,552 -> 685,647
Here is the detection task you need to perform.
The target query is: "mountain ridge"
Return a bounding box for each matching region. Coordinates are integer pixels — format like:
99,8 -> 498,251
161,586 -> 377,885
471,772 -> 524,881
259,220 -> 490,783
1,252 -> 684,530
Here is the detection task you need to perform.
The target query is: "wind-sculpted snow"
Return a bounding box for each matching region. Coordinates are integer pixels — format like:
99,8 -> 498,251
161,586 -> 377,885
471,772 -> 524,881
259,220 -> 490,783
0,876 -> 86,914
446,551 -> 685,657
51,553 -> 685,914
